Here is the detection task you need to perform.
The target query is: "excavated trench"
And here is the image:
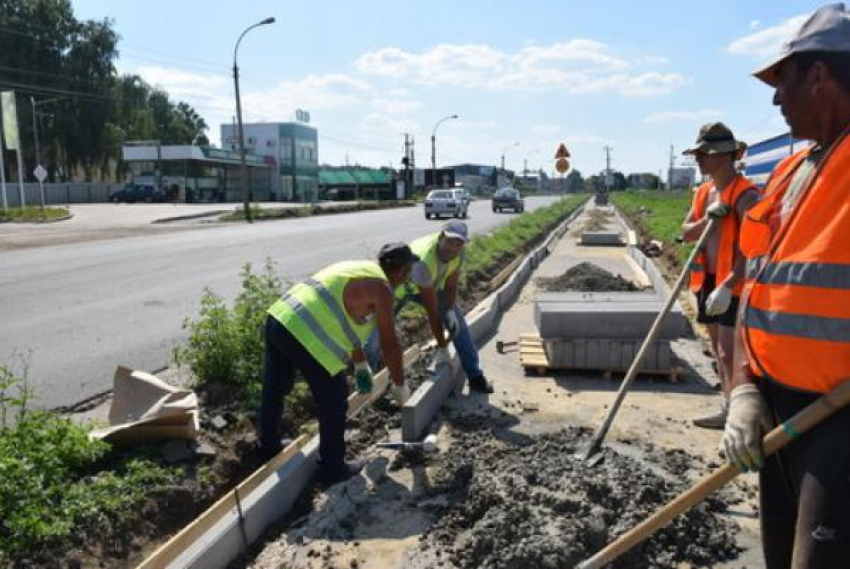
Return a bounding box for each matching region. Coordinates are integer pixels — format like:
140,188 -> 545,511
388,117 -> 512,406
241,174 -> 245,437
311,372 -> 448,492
537,262 -> 640,293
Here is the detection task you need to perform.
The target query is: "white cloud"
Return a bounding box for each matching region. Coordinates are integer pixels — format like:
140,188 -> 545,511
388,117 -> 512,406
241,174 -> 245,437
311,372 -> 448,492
532,124 -> 563,135
355,40 -> 687,97
727,14 -> 808,59
371,98 -> 424,114
644,108 -> 723,124
749,20 -> 761,30
359,113 -> 420,134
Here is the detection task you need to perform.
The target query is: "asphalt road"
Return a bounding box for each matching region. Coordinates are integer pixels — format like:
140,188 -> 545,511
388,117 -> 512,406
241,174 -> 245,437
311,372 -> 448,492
1,197 -> 561,409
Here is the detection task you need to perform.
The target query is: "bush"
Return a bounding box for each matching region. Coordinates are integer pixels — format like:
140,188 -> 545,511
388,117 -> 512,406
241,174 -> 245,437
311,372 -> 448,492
174,259 -> 284,405
0,206 -> 69,222
0,365 -> 177,563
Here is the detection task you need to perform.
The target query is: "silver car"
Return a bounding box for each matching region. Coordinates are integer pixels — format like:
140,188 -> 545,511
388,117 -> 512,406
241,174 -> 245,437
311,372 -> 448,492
424,189 -> 468,219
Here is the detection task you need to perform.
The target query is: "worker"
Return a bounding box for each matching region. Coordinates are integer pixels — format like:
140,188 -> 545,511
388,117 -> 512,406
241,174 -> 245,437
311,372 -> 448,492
722,5 -> 850,568
258,243 -> 418,484
367,221 -> 493,393
680,122 -> 760,429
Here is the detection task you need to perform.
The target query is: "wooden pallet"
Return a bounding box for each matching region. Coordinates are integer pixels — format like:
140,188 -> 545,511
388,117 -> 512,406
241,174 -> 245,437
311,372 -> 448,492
518,334 -> 681,381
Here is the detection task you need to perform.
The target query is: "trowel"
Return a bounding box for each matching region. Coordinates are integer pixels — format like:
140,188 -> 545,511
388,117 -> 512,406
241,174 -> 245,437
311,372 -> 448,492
376,434 -> 438,453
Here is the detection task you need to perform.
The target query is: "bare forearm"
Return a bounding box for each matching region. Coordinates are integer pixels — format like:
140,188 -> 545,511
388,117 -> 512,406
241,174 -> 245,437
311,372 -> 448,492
681,216 -> 708,242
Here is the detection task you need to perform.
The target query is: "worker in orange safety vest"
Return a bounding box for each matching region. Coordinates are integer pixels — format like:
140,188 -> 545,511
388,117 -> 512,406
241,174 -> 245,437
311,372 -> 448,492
724,5 -> 850,568
680,122 -> 760,429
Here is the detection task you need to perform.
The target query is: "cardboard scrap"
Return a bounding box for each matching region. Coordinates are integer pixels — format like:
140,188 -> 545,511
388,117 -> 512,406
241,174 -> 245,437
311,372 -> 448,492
89,366 -> 199,444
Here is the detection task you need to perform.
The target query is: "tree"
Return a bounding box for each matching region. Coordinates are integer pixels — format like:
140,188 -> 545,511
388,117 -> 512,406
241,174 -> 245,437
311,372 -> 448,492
564,169 -> 585,193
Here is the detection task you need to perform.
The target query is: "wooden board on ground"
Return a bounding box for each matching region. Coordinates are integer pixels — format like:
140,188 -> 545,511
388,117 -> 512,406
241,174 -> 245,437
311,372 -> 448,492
518,334 -> 681,381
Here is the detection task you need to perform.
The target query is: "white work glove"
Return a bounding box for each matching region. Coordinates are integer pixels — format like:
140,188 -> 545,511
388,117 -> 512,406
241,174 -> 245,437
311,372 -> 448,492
444,310 -> 460,340
353,361 -> 373,394
706,201 -> 731,219
721,384 -> 773,472
434,346 -> 452,369
390,383 -> 411,406
705,285 -> 733,317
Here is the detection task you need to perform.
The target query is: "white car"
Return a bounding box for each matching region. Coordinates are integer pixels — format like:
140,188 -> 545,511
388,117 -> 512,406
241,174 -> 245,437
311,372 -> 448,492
424,189 -> 468,219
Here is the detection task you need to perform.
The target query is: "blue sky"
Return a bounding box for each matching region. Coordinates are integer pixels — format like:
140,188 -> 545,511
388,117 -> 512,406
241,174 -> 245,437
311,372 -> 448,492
72,0 -> 824,177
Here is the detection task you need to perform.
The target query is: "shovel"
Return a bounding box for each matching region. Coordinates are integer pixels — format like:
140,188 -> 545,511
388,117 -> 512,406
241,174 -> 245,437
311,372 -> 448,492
578,217 -> 720,461
575,379 -> 850,569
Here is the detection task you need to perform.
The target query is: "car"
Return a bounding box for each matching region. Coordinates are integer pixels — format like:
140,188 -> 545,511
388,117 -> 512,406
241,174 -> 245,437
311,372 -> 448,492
492,187 -> 524,213
453,187 -> 472,207
424,189 -> 468,219
109,183 -> 169,203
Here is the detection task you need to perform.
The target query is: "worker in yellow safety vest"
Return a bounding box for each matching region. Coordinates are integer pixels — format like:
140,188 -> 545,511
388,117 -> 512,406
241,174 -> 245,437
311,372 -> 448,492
723,5 -> 850,567
258,243 -> 418,484
680,122 -> 760,429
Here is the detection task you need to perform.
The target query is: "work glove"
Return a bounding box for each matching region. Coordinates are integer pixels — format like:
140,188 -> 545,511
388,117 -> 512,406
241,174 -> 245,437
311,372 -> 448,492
721,384 -> 773,472
390,382 -> 411,406
444,310 -> 460,340
705,284 -> 733,317
434,346 -> 452,369
707,201 -> 731,219
353,361 -> 373,395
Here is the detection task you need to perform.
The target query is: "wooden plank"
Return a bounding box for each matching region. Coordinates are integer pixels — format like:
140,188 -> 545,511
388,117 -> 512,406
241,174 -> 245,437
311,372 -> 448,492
487,254 -> 525,293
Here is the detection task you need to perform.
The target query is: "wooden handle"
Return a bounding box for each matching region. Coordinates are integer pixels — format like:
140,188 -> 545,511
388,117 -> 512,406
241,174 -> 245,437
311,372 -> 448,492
576,380 -> 850,569
581,217 -> 720,459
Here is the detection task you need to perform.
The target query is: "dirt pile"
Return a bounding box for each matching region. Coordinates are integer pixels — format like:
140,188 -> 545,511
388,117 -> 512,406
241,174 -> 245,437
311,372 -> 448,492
537,262 -> 640,292
416,425 -> 740,569
582,209 -> 613,232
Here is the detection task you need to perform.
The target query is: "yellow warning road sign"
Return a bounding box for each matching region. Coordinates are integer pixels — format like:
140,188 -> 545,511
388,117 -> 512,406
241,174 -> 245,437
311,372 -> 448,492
555,143 -> 571,159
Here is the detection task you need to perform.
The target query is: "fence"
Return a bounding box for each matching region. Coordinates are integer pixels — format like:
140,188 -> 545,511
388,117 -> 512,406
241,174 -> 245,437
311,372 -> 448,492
1,183 -> 122,208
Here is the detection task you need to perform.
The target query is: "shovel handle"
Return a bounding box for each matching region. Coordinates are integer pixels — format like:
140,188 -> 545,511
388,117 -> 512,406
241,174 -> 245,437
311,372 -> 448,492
582,217 -> 720,460
576,380 -> 850,569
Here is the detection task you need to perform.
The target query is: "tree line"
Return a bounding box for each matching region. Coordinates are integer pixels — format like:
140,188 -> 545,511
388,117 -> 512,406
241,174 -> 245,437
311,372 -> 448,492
0,0 -> 209,183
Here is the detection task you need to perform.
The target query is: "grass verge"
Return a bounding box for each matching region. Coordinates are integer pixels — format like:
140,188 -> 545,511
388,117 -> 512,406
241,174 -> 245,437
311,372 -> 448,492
610,190 -> 693,271
219,200 -> 416,221
0,206 -> 70,222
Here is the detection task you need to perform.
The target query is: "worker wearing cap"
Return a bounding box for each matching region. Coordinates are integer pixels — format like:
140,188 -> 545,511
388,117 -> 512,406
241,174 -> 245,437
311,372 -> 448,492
722,5 -> 850,567
367,221 -> 493,393
258,243 -> 418,484
680,123 -> 760,429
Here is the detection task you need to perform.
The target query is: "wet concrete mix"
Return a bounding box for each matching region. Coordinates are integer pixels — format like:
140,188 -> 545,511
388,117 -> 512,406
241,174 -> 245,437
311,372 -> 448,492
537,262 -> 640,293
414,421 -> 741,569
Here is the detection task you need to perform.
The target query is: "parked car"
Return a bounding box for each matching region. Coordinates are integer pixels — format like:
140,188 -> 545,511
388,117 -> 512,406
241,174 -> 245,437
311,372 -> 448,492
424,189 -> 468,219
109,183 -> 168,203
491,187 -> 524,213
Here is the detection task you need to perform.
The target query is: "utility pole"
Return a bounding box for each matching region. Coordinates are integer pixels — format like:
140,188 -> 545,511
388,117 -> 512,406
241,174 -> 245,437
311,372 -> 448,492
603,145 -> 612,192
403,133 -> 411,199
668,144 -> 675,190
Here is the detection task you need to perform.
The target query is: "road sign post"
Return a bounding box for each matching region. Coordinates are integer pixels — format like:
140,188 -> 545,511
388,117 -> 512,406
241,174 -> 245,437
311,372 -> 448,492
34,164 -> 47,216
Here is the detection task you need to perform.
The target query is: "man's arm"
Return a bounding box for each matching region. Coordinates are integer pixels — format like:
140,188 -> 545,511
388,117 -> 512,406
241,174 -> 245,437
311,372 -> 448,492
373,285 -> 405,386
720,190 -> 761,290
681,202 -> 709,242
419,285 -> 448,348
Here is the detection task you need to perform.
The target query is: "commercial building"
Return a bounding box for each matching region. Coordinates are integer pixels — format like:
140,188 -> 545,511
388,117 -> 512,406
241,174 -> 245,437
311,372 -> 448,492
220,121 -> 318,202
121,144 -> 272,202
448,164 -> 497,194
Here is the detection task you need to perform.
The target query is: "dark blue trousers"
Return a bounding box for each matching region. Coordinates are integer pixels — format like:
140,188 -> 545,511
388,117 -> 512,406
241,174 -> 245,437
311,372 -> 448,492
259,315 -> 349,472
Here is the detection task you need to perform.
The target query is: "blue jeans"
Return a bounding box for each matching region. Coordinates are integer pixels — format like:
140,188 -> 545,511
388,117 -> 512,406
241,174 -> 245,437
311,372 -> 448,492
365,293 -> 482,380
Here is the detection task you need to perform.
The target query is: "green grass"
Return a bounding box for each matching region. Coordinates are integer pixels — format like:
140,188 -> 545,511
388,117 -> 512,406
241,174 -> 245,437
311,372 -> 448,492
610,190 -> 693,265
0,365 -> 180,564
220,200 -> 416,221
0,206 -> 69,222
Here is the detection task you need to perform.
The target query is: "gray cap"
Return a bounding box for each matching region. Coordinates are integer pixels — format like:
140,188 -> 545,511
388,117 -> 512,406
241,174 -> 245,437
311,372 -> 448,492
683,122 -> 747,155
754,3 -> 850,86
441,220 -> 469,242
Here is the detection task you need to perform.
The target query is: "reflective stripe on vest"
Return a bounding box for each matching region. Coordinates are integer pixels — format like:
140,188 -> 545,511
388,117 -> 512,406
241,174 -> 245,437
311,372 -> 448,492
269,261 -> 387,375
743,131 -> 850,393
745,305 -> 850,343
280,291 -> 350,364
688,176 -> 755,296
745,255 -> 766,281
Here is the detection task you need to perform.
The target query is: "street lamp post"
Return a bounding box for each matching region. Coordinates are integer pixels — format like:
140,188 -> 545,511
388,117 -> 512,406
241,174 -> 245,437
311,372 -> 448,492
431,114 -> 458,189
500,141 -> 520,173
233,16 -> 275,223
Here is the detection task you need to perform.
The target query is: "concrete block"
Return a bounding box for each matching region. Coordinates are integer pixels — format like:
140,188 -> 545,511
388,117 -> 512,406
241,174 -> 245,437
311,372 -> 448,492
534,292 -> 690,340
580,231 -> 623,246
544,339 -> 674,372
402,365 -> 457,441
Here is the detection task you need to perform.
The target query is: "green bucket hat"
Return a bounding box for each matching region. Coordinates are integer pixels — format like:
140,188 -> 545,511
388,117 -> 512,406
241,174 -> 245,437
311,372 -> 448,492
682,122 -> 747,155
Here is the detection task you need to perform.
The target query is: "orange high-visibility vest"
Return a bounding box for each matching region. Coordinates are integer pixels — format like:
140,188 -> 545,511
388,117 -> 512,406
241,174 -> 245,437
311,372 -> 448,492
742,133 -> 850,393
739,150 -> 811,289
688,175 -> 757,296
